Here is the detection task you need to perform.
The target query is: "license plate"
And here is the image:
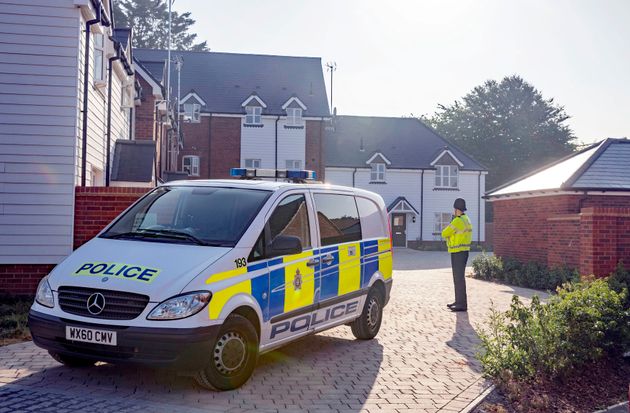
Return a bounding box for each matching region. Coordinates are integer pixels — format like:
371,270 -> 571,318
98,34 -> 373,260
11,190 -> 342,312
65,326 -> 117,346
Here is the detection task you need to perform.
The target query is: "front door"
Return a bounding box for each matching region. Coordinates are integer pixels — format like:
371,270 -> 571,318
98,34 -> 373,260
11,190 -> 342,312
391,213 -> 406,247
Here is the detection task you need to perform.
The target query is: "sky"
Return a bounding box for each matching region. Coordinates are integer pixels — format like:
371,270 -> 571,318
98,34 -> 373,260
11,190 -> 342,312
174,0 -> 629,145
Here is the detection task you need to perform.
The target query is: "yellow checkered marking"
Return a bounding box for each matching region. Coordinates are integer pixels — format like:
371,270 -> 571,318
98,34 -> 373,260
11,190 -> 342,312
283,250 -> 315,313
338,242 -> 361,295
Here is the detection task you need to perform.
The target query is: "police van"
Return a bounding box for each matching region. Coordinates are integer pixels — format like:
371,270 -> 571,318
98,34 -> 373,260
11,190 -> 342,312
29,169 -> 393,390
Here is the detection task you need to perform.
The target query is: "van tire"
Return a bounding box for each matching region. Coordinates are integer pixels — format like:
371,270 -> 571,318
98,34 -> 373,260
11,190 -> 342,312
195,314 -> 259,391
49,351 -> 96,367
350,288 -> 383,340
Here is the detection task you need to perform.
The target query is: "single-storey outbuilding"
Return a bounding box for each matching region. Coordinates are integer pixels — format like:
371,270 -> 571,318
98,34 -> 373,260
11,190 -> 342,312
486,138 -> 630,276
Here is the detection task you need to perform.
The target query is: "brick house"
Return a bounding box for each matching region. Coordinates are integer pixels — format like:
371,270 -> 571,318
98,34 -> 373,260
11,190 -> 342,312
324,116 -> 487,248
133,49 -> 331,180
486,138 -> 630,277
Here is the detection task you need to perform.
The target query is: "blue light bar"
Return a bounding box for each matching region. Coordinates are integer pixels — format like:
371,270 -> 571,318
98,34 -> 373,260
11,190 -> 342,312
230,168 -> 317,181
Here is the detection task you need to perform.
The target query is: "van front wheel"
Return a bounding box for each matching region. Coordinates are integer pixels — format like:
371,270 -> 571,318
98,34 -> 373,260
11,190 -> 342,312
350,288 -> 383,340
195,314 -> 259,391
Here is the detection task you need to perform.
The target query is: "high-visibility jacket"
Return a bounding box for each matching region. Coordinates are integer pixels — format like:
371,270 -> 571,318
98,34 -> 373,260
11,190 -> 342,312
441,214 -> 473,253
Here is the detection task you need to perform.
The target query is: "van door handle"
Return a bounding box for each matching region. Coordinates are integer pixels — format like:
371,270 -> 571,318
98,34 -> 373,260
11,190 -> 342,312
306,258 -> 320,267
321,254 -> 334,264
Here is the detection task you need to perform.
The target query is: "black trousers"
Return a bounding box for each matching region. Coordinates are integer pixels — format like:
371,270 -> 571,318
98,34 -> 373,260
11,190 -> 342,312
451,251 -> 469,307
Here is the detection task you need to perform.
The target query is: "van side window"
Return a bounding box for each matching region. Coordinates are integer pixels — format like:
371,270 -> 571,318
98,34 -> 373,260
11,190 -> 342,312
356,197 -> 386,239
314,194 -> 362,246
268,194 -> 311,250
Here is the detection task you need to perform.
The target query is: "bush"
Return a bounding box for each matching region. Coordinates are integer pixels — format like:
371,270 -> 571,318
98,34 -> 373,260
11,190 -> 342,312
0,295 -> 32,342
478,279 -> 630,382
471,255 -> 578,291
607,261 -> 630,309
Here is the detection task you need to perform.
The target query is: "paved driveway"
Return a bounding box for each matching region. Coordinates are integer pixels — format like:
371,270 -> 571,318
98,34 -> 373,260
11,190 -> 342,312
0,250 -> 546,412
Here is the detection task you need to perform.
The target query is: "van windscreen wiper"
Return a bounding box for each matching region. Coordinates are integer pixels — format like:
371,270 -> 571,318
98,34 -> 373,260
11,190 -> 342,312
103,229 -> 207,246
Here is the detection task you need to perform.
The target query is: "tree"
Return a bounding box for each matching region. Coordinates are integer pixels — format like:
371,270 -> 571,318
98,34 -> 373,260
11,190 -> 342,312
422,76 -> 576,190
114,0 -> 209,51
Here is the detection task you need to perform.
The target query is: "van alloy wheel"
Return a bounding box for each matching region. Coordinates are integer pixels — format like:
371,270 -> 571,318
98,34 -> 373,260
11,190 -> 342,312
366,297 -> 380,329
214,331 -> 246,375
350,287 -> 384,340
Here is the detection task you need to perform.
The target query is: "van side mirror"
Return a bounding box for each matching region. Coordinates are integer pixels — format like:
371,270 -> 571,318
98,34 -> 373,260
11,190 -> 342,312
268,235 -> 302,258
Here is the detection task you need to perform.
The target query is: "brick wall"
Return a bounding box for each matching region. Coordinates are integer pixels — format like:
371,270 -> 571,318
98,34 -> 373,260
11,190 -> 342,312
179,117 -> 211,178
493,194 -> 630,277
1,187 -> 150,295
73,187 -> 149,248
209,117 -> 241,179
305,119 -> 325,180
135,76 -> 157,140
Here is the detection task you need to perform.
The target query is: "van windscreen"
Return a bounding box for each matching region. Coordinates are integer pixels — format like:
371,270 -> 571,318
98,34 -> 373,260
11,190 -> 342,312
101,186 -> 271,247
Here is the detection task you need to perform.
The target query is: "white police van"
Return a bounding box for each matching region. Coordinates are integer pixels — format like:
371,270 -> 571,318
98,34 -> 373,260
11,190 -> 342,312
29,169 -> 393,390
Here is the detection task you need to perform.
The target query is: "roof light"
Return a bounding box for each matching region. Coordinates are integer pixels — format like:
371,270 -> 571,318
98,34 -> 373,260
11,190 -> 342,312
230,168 -> 317,181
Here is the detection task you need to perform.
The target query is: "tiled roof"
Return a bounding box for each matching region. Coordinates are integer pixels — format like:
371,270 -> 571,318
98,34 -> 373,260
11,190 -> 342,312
133,49 -> 330,117
324,116 -> 486,170
486,138 -> 630,197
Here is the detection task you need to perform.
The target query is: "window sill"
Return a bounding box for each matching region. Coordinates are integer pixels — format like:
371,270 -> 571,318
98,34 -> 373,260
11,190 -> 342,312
433,187 -> 459,191
284,124 -> 304,129
369,181 -> 387,184
243,123 -> 264,128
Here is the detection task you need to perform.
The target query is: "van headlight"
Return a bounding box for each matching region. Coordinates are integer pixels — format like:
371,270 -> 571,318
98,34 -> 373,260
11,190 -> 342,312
147,291 -> 211,320
35,276 -> 54,308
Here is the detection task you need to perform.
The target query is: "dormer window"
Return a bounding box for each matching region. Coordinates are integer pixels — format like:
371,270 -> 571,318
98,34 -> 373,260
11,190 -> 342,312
245,106 -> 262,125
286,108 -> 303,126
370,163 -> 386,182
183,103 -> 201,123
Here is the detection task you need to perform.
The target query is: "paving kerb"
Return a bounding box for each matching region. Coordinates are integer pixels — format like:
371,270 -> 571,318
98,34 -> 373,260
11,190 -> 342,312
0,250 -> 547,412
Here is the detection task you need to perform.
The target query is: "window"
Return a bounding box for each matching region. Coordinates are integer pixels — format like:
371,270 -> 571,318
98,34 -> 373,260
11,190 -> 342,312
286,160 -> 302,170
356,197 -> 386,239
370,163 -> 386,182
121,84 -> 133,107
433,212 -> 452,235
102,186 -> 271,247
314,194 -> 362,246
93,33 -> 105,83
183,155 -> 200,176
245,158 -> 261,168
435,165 -> 458,188
183,103 -> 201,123
245,106 -> 262,124
286,108 -> 303,126
269,194 -> 311,249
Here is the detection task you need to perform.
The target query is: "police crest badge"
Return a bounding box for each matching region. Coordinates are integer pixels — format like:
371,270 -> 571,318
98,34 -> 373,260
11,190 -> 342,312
293,268 -> 302,290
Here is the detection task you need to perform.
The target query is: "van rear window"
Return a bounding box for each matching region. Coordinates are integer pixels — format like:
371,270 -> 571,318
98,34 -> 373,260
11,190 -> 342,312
101,186 -> 271,247
313,194 -> 362,246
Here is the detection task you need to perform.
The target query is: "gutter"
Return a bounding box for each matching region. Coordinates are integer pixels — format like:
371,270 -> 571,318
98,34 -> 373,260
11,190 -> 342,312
477,171 -> 481,242
420,169 -> 424,241
274,116 -> 280,180
105,43 -> 121,186
80,2 -> 110,186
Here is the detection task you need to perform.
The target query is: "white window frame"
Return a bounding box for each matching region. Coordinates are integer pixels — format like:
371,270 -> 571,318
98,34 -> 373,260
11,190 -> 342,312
435,165 -> 459,188
245,106 -> 262,124
93,33 -> 106,84
286,108 -> 303,126
183,103 -> 201,123
370,163 -> 386,182
121,84 -> 134,108
183,155 -> 200,176
433,212 -> 452,235
245,158 -> 261,168
286,160 -> 302,170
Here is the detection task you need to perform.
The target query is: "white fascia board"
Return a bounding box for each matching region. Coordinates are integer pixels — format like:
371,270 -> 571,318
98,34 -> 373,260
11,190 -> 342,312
180,91 -> 206,106
281,96 -> 307,110
241,94 -> 267,108
134,63 -> 163,97
365,152 -> 392,165
430,149 -> 464,167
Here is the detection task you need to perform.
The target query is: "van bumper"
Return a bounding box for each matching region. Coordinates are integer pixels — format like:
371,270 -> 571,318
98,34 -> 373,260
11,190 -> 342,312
384,279 -> 393,306
28,310 -> 219,371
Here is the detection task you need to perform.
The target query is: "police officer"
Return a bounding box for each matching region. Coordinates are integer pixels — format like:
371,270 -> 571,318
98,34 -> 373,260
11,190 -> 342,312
441,198 -> 473,312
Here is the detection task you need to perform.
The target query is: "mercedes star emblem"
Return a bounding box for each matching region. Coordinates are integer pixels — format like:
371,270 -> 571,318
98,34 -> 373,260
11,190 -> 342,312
86,292 -> 106,315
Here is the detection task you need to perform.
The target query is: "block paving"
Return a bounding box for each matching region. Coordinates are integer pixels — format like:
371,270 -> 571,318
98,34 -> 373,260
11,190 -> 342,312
0,250 -> 546,412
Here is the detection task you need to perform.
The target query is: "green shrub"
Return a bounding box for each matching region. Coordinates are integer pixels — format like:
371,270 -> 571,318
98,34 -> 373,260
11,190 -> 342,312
607,261 -> 630,309
478,279 -> 630,382
471,255 -> 578,291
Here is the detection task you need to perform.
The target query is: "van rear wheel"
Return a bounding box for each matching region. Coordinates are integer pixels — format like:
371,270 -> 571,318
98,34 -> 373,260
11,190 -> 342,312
350,288 -> 383,340
195,314 -> 259,391
49,351 -> 96,367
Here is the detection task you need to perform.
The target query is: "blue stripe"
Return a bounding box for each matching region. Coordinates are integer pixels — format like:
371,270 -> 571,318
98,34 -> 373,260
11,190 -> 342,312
251,274 -> 269,322
269,268 -> 285,318
319,250 -> 339,300
248,262 -> 267,272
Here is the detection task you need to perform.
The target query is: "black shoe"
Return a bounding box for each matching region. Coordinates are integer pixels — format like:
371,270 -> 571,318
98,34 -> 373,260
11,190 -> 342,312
446,302 -> 456,308
449,306 -> 467,312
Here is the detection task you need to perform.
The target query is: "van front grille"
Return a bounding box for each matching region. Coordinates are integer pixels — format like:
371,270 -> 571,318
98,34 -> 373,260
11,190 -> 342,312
58,286 -> 149,320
